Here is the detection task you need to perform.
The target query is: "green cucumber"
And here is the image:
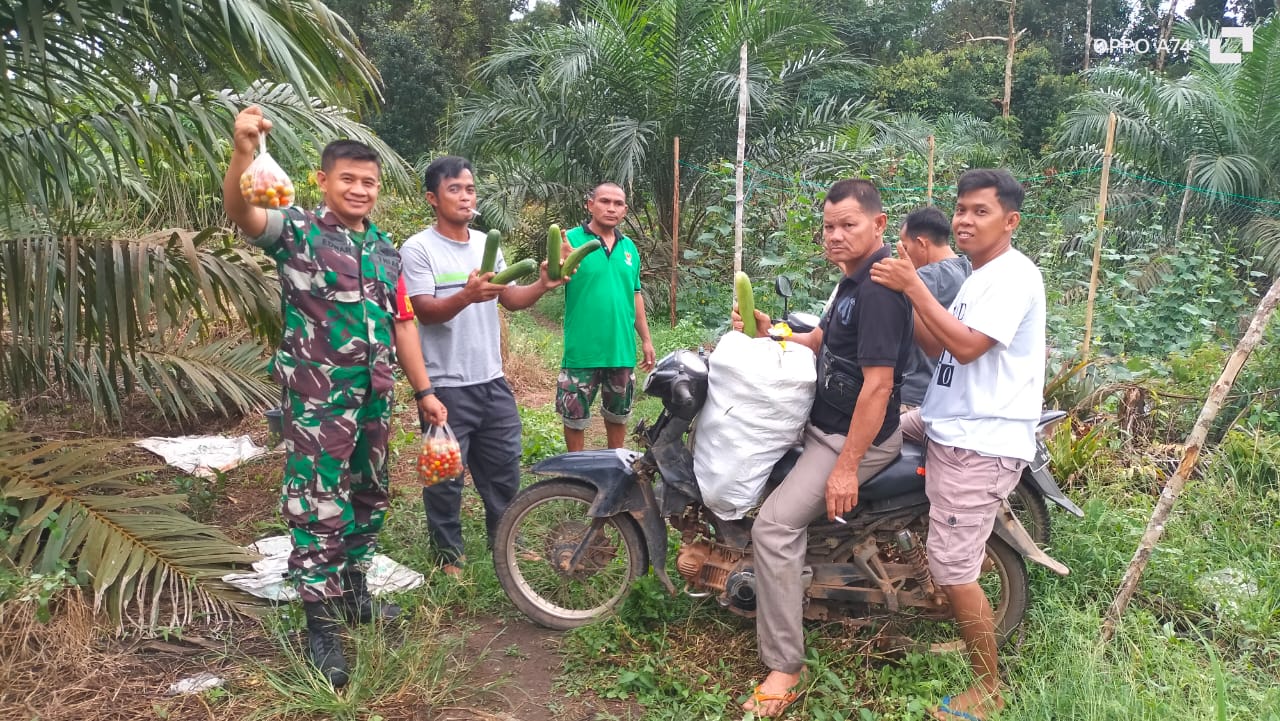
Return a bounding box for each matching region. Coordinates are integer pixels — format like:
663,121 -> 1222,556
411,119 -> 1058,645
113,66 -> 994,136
492,258 -> 538,284
480,229 -> 501,274
560,240 -> 602,276
734,271 -> 756,337
546,224 -> 563,280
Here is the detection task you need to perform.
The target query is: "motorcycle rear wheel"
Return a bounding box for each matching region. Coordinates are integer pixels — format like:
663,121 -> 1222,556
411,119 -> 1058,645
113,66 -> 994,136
493,478 -> 648,630
1008,477 -> 1051,546
890,535 -> 1030,655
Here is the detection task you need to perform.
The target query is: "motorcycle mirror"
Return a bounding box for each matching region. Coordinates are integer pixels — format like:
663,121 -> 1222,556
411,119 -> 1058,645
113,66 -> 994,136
774,275 -> 793,298
775,275 -> 793,318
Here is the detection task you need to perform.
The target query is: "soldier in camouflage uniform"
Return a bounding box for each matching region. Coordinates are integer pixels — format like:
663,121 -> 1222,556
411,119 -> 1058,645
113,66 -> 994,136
223,106 -> 447,688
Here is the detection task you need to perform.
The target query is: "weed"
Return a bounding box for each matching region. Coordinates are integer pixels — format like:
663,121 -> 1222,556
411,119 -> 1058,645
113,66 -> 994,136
173,470 -> 228,523
520,403 -> 565,465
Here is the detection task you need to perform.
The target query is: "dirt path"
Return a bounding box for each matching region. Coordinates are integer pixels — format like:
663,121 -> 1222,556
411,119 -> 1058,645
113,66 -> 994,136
451,616 -> 639,721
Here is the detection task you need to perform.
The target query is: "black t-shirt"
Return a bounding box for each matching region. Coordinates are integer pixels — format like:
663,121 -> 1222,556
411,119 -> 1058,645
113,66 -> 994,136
810,245 -> 914,444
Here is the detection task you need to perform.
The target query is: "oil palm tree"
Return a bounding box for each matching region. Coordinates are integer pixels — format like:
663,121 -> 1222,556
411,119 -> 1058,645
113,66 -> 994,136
451,0 -> 868,250
1,2 -> 417,425
0,1 -> 414,629
1055,18 -> 1280,266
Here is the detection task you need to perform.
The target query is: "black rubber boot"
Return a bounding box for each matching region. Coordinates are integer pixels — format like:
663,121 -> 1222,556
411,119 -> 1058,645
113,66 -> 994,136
303,600 -> 350,688
340,568 -> 401,624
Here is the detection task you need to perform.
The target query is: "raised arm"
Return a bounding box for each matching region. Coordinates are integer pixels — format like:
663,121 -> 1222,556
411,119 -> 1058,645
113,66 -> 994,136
222,106 -> 272,239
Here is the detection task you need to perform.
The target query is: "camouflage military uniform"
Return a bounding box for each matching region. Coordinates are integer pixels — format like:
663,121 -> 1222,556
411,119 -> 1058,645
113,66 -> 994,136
251,206 -> 404,604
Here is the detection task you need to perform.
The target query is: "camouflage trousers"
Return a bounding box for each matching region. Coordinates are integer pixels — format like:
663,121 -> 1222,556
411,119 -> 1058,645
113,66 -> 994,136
280,386 -> 392,603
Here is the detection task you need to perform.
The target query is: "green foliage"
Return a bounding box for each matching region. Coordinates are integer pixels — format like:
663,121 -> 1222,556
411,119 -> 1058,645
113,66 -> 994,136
451,0 -> 870,249
0,399 -> 14,431
240,601 -> 472,721
1057,18 -> 1280,271
1071,225 -> 1260,358
520,404 -> 566,465
0,433 -> 261,631
0,231 -> 281,425
351,1 -> 522,162
0,566 -> 76,624
173,472 -> 229,524
1045,417 -> 1109,483
871,43 -> 1081,153
0,0 -> 415,219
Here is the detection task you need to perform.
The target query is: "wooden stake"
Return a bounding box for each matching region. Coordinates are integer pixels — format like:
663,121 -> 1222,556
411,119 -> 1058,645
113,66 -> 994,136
1081,111 -> 1117,361
733,42 -> 748,277
1100,277 -> 1280,644
926,135 -> 936,204
671,136 -> 680,328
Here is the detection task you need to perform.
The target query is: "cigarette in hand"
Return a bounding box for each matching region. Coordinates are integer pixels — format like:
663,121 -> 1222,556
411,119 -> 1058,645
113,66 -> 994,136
833,516 -> 847,524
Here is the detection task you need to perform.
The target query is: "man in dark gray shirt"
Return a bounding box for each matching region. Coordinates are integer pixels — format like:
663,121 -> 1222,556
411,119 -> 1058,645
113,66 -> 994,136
897,206 -> 972,408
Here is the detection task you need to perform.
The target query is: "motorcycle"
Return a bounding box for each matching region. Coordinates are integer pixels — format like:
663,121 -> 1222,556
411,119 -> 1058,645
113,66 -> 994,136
493,345 -> 1072,653
777,276 -> 1081,548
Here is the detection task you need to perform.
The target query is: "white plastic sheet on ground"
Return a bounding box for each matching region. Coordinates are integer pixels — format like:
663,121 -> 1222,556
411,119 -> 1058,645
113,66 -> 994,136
165,672 -> 225,696
221,535 -> 424,602
134,435 -> 268,479
693,331 -> 816,520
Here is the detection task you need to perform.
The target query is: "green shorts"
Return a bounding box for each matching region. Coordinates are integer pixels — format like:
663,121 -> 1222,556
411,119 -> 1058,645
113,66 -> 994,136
556,367 -> 634,430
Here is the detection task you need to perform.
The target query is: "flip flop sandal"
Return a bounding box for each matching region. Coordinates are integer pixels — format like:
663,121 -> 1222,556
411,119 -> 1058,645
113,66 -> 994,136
746,685 -> 802,718
936,695 -> 985,721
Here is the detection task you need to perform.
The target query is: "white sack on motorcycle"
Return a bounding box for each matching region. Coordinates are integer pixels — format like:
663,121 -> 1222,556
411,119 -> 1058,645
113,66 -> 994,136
693,331 -> 816,519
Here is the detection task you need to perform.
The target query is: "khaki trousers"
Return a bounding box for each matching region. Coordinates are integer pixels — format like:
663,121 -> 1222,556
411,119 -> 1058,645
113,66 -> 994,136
751,422 -> 902,673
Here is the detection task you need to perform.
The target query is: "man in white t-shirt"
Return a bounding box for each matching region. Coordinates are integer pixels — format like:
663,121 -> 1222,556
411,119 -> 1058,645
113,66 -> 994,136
400,156 -> 568,576
870,168 -> 1045,721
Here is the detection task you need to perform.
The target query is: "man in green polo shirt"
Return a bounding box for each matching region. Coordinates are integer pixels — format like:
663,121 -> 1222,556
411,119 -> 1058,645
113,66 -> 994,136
559,182 -> 655,450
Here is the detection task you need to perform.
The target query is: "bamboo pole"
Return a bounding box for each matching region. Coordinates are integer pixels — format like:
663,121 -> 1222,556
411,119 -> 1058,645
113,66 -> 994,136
733,42 -> 748,276
671,136 -> 680,328
926,135 -> 936,204
1100,278 -> 1280,644
1080,111 -> 1117,361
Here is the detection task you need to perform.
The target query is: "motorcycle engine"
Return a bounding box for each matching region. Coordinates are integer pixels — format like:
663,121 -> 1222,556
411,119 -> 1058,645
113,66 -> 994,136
675,539 -> 756,612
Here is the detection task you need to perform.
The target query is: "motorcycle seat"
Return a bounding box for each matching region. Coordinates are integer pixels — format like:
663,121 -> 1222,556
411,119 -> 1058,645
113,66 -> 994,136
763,442 -> 927,503
857,442 -> 925,501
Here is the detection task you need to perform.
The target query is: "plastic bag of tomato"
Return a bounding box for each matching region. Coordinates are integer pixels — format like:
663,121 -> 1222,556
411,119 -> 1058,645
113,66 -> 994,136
240,134 -> 295,209
418,423 -> 463,487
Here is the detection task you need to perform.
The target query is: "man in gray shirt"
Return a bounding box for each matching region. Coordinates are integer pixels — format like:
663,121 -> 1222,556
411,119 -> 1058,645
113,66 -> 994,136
400,155 -> 568,576
897,206 -> 972,408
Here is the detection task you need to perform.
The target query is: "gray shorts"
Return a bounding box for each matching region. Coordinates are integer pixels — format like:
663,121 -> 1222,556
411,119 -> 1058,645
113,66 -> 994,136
900,410 -> 1025,586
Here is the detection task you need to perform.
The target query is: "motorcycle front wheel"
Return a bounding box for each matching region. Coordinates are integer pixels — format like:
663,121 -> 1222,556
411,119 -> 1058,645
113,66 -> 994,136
493,478 -> 648,630
1007,477 -> 1051,546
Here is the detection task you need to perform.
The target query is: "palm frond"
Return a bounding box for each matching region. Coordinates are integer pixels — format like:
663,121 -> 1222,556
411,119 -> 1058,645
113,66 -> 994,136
0,1 -> 407,218
0,433 -> 263,631
0,230 -> 279,425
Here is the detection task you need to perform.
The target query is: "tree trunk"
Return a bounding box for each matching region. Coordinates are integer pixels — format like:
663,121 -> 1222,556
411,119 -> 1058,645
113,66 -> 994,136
1083,0 -> 1093,71
1154,5 -> 1177,71
1002,0 -> 1019,118
1099,278 -> 1280,644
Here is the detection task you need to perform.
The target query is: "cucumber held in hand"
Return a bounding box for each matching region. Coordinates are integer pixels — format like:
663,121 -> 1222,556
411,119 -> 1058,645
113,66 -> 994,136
546,224 -> 563,279
561,240 -> 602,277
480,229 -> 501,274
492,258 -> 538,284
735,271 -> 757,337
